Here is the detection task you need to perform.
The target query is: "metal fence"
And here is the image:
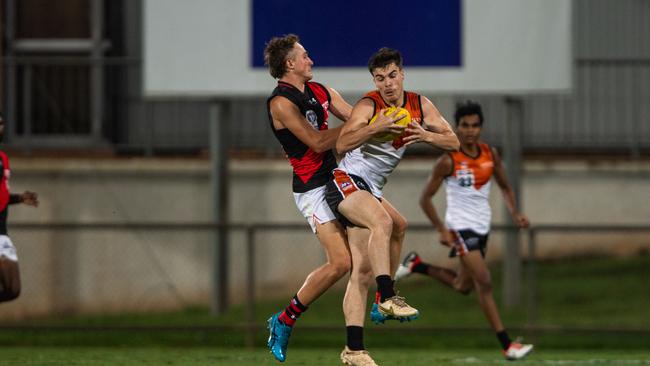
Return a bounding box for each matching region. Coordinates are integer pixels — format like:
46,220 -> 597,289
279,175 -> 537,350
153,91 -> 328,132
5,221 -> 649,347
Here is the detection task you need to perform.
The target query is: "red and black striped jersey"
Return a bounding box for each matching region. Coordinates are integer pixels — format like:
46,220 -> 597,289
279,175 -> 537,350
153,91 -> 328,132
267,81 -> 336,193
0,152 -> 11,235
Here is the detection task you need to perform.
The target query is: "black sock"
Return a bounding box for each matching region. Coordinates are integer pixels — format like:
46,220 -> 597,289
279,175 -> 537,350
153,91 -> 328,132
412,263 -> 430,274
376,275 -> 396,302
278,294 -> 308,327
496,330 -> 512,350
346,326 -> 364,351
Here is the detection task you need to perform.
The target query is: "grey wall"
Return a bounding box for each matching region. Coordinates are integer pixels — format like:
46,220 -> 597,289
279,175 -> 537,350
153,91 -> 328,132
0,157 -> 648,319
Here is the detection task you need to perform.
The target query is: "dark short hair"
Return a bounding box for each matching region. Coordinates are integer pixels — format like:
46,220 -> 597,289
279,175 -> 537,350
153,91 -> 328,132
264,34 -> 300,79
367,47 -> 403,74
454,100 -> 484,126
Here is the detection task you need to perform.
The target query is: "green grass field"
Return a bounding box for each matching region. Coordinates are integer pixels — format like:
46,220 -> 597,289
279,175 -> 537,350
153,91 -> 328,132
0,256 -> 648,364
0,347 -> 649,366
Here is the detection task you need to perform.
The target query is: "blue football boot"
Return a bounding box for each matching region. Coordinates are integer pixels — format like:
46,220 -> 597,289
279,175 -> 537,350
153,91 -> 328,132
267,312 -> 292,362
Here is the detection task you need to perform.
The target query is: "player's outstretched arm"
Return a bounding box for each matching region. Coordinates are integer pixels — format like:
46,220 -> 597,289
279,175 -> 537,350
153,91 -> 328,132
9,191 -> 39,207
404,97 -> 459,151
491,147 -> 530,228
270,96 -> 342,153
335,99 -> 406,154
420,155 -> 454,246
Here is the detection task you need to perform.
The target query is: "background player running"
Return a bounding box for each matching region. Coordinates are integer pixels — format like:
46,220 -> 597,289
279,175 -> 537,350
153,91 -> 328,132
395,101 -> 533,360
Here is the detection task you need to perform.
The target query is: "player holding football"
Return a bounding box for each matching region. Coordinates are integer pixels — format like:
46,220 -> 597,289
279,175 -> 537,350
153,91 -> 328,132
264,36 -> 419,366
0,113 -> 39,303
326,47 -> 459,363
395,100 -> 533,360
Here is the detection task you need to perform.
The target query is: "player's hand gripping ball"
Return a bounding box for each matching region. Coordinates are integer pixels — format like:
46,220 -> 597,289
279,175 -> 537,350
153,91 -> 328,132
368,107 -> 411,142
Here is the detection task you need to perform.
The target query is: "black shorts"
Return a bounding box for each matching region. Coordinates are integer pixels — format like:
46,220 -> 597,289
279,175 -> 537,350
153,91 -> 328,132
325,169 -> 376,228
448,229 -> 489,258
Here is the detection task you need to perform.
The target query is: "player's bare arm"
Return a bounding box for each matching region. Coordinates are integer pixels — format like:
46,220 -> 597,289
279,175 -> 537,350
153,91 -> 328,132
491,147 -> 530,228
9,191 -> 39,207
270,96 -> 342,153
403,97 -> 459,151
327,86 -> 352,122
335,99 -> 406,154
419,154 -> 454,246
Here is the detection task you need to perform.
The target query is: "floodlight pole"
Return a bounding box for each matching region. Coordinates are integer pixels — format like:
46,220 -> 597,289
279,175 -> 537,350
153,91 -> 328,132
209,101 -> 230,315
502,96 -> 524,308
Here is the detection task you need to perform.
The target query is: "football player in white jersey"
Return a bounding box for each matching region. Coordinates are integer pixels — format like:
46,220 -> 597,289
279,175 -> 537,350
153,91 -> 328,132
395,101 -> 533,360
326,47 -> 458,353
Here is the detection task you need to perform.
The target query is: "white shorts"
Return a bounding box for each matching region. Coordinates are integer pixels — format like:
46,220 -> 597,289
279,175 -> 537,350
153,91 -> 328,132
293,185 -> 337,233
0,235 -> 18,262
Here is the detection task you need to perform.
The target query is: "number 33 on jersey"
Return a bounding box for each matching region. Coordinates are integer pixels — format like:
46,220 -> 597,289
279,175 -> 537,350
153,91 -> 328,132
445,143 -> 495,234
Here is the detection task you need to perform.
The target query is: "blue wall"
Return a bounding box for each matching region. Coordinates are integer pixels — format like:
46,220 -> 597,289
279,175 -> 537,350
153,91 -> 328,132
252,0 -> 461,68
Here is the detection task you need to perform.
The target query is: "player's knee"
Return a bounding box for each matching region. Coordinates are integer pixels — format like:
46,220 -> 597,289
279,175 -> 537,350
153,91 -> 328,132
372,213 -> 393,237
453,281 -> 472,295
357,267 -> 374,288
329,259 -> 352,278
474,274 -> 492,293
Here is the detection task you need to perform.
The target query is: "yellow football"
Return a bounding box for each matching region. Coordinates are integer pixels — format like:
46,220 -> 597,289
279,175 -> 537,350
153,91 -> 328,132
368,107 -> 411,142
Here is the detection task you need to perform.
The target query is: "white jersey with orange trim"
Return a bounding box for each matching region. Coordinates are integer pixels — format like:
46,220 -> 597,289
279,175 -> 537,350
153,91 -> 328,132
337,90 -> 423,198
444,143 -> 495,235
337,140 -> 404,198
